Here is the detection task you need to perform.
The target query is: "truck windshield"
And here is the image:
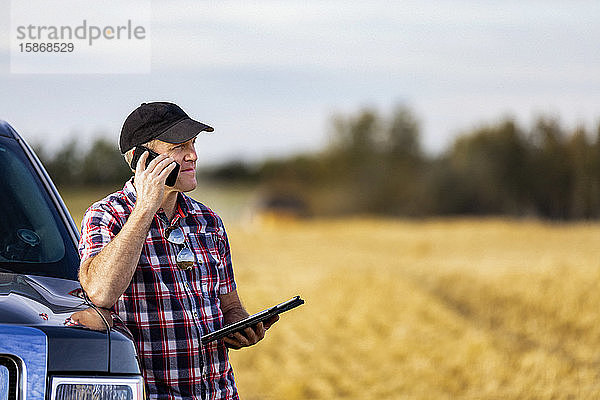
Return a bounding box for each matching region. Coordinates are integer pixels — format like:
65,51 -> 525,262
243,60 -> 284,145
0,136 -> 80,280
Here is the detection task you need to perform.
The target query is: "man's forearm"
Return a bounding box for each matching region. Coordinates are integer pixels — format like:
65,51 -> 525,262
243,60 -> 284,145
79,206 -> 155,308
219,290 -> 249,325
222,306 -> 249,326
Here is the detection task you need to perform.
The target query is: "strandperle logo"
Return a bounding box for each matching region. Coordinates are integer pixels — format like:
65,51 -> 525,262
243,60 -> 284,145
11,0 -> 151,73
15,19 -> 147,46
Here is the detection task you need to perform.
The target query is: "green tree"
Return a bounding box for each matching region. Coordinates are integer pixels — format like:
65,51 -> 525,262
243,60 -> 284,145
529,117 -> 572,219
564,126 -> 599,218
326,106 -> 427,215
81,137 -> 131,185
440,119 -> 531,215
43,137 -> 83,186
373,106 -> 426,215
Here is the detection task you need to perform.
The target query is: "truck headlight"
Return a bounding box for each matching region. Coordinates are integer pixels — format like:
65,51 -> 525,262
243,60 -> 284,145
50,377 -> 145,400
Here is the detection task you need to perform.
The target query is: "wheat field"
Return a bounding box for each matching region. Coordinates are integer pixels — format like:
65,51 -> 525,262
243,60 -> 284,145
227,218 -> 600,399
65,192 -> 600,399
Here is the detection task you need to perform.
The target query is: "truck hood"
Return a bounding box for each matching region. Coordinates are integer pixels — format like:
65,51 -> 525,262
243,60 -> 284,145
0,272 -> 88,326
0,272 -> 140,374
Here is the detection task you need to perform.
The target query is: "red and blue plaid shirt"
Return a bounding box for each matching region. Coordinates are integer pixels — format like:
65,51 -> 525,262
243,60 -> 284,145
79,179 -> 238,400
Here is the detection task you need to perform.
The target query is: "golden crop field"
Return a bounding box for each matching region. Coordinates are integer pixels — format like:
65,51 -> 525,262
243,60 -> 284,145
64,191 -> 600,399
227,218 -> 600,400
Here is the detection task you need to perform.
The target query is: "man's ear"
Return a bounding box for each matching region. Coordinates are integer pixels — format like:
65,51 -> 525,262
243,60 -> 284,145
124,148 -> 136,171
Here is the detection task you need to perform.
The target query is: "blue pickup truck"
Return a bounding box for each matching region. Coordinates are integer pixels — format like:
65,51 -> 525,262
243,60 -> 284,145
0,121 -> 144,400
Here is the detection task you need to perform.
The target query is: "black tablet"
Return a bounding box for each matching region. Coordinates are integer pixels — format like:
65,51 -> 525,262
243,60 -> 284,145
201,296 -> 305,345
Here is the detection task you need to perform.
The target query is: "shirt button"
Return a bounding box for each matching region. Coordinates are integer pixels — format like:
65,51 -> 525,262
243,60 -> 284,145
185,282 -> 191,289
193,311 -> 199,318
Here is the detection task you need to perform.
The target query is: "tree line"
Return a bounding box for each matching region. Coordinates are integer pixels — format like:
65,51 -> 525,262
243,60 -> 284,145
34,137 -> 132,187
37,108 -> 600,219
204,107 -> 600,220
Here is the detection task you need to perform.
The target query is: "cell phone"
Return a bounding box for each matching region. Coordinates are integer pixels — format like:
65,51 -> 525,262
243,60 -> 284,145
201,296 -> 305,345
130,146 -> 180,187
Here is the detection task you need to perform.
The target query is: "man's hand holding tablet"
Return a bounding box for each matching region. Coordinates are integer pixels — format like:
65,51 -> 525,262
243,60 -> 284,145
202,296 -> 305,348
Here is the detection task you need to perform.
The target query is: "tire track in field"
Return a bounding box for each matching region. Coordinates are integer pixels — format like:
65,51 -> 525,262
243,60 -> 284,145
402,269 -> 600,371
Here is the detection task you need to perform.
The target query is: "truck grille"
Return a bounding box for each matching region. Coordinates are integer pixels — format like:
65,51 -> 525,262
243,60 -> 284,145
0,356 -> 19,400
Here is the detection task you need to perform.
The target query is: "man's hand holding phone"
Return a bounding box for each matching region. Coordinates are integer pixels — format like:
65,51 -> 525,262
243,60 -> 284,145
132,146 -> 181,187
133,149 -> 178,215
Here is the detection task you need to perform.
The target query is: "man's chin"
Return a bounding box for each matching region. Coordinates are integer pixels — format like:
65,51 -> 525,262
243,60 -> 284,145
175,179 -> 197,193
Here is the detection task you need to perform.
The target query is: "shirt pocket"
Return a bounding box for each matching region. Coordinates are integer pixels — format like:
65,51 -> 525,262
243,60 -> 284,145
187,232 -> 221,298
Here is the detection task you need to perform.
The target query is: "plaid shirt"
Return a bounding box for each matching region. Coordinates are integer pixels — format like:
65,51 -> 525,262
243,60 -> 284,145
78,179 -> 238,400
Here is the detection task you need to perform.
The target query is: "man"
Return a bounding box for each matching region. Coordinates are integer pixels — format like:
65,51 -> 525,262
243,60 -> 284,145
78,102 -> 276,400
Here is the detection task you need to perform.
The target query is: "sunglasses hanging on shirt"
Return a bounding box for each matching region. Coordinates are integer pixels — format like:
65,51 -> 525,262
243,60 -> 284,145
165,226 -> 195,270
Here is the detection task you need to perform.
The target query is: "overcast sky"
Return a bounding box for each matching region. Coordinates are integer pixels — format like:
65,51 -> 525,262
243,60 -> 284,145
1,0 -> 599,165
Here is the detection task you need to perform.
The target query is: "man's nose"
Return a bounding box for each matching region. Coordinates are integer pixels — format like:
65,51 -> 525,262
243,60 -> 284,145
184,146 -> 197,162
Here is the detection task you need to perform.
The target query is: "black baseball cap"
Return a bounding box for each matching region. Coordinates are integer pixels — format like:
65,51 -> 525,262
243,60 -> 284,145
119,102 -> 214,153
